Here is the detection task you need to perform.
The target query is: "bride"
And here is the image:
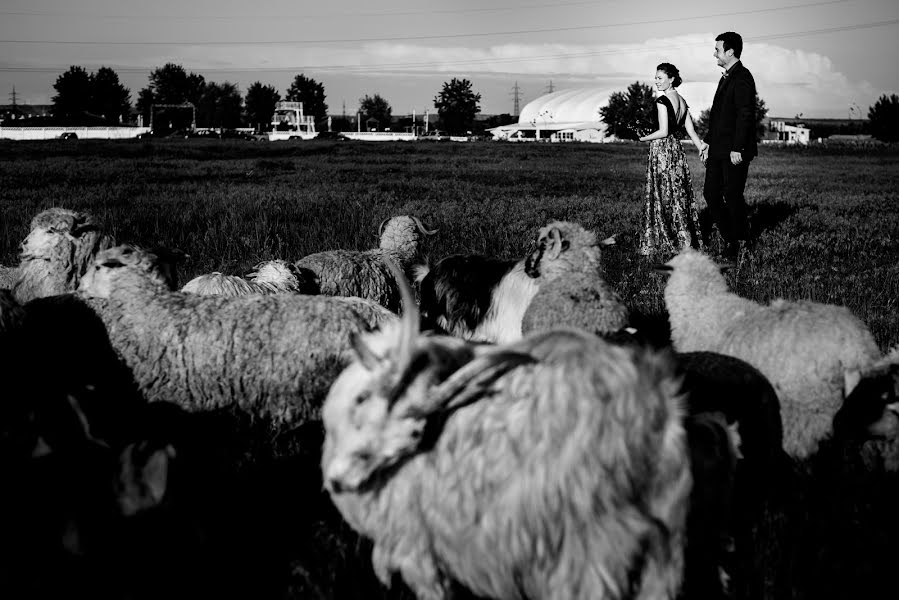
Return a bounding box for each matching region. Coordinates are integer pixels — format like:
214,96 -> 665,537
636,62 -> 707,257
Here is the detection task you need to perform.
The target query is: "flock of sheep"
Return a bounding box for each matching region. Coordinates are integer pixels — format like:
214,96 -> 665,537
1,206 -> 897,599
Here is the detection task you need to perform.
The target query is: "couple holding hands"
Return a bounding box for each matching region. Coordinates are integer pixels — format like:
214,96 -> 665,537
636,31 -> 758,261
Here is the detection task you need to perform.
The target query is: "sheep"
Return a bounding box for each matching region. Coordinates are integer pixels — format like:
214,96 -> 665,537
11,207 -> 114,302
659,248 -> 881,459
832,346 -> 899,471
180,259 -> 309,297
76,245 -> 398,425
675,351 -> 788,600
294,215 -> 436,312
521,221 -> 628,338
321,261 -> 692,600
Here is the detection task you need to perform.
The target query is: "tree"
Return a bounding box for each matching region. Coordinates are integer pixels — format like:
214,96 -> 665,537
137,63 -> 206,130
868,94 -> 899,142
196,81 -> 243,129
599,81 -> 655,140
358,94 -> 392,130
755,94 -> 769,141
90,66 -> 131,124
244,82 -> 280,131
52,66 -> 93,124
285,74 -> 328,121
433,78 -> 481,135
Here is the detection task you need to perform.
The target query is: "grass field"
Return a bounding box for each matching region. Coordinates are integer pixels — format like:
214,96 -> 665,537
2,138 -> 896,348
1,139 -> 898,599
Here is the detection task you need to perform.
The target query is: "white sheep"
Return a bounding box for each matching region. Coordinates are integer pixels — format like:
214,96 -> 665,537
11,207 -> 114,302
521,221 -> 628,338
294,215 -> 436,312
660,248 -> 880,459
77,245 -> 398,425
321,263 -> 692,600
180,259 -> 308,297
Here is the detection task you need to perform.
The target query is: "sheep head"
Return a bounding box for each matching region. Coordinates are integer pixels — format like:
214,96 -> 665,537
378,216 -> 438,262
321,256 -> 533,493
78,245 -> 177,299
834,358 -> 899,441
247,259 -> 305,291
524,220 -> 613,280
15,208 -> 114,300
655,249 -> 731,299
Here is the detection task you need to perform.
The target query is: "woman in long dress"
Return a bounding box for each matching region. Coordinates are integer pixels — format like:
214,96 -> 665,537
637,63 -> 708,257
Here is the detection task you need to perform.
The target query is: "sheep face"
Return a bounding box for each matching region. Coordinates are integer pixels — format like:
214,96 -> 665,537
247,259 -> 303,288
657,249 -> 731,299
524,221 -> 608,279
79,245 -> 172,299
834,363 -> 899,440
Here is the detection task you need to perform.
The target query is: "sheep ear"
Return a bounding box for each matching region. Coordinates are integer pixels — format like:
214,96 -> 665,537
654,263 -> 673,273
844,368 -> 862,397
718,262 -> 736,272
546,227 -> 564,260
600,235 -> 617,246
351,331 -> 382,371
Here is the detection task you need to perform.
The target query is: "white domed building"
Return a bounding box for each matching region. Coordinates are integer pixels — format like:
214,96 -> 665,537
488,83 -> 716,143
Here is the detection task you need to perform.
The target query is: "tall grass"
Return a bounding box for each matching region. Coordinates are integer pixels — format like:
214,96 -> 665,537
2,138 -> 896,347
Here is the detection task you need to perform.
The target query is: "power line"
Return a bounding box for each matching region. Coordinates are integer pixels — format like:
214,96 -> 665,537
0,1 -> 859,46
0,18 -> 896,75
0,0 -> 846,22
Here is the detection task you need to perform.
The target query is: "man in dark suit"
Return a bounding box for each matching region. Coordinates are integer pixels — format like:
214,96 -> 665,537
701,31 -> 757,259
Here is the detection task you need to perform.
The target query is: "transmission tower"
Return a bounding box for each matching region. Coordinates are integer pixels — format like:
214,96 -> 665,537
9,86 -> 18,108
545,80 -> 555,94
510,81 -> 522,117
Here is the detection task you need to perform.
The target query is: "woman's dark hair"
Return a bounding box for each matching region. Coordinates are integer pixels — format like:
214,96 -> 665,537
656,63 -> 682,88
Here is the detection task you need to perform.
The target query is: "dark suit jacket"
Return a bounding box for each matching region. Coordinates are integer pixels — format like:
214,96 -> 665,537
704,61 -> 758,160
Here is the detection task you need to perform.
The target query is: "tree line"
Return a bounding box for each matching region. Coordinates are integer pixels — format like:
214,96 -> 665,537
29,64 -> 485,135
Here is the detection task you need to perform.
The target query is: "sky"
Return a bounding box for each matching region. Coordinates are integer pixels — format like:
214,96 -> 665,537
0,0 -> 897,119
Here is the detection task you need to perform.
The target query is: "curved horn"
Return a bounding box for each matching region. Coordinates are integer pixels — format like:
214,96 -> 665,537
378,217 -> 391,239
411,216 -> 438,236
599,234 -> 617,246
382,255 -> 419,378
546,227 -> 564,260
407,349 -> 535,418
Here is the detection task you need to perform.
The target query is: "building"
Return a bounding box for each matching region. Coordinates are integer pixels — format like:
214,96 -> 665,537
762,118 -> 811,145
487,83 -> 717,143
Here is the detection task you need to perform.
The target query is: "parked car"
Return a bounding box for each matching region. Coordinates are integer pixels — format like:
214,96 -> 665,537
314,131 -> 348,141
58,132 -> 78,140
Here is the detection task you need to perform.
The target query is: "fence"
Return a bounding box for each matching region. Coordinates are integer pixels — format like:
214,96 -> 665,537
0,126 -> 151,140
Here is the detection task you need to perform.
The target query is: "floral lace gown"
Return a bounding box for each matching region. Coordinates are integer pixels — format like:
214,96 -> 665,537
638,95 -> 704,257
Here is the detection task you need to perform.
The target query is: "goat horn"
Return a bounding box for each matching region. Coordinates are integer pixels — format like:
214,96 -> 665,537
382,255 -> 419,377
409,349 -> 535,417
411,216 -> 438,236
599,235 -> 617,246
378,217 -> 391,238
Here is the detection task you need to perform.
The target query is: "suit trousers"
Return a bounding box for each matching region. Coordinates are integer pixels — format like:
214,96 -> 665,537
703,156 -> 751,250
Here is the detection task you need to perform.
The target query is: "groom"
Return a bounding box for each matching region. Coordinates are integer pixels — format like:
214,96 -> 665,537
701,31 -> 757,260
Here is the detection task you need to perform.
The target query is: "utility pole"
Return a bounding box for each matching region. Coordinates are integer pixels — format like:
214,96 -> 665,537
510,81 -> 522,117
